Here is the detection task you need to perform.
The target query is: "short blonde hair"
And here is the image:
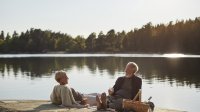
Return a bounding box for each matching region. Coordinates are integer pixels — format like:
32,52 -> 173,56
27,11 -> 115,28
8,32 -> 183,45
55,70 -> 67,82
127,62 -> 139,74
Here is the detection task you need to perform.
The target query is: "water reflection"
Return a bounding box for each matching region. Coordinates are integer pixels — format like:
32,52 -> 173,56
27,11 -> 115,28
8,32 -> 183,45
0,57 -> 200,88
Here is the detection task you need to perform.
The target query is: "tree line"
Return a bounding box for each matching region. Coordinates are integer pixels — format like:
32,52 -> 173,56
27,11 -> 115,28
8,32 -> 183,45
0,17 -> 200,54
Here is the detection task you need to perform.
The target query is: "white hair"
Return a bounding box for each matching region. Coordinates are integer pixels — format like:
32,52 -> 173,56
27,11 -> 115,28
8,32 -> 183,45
127,62 -> 139,74
55,70 -> 67,82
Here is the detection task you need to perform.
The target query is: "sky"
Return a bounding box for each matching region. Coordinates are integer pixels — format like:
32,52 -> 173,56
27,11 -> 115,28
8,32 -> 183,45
0,0 -> 200,37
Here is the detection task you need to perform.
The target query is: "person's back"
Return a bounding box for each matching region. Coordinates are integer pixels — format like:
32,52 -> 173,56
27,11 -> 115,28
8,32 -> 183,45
50,70 -> 88,108
51,85 -> 76,106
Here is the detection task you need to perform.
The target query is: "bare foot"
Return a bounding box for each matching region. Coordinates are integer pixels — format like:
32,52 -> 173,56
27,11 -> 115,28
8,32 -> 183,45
101,92 -> 107,110
96,95 -> 102,110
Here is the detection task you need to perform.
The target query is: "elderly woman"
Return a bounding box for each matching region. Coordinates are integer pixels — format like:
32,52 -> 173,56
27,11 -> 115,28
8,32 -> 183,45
50,71 -> 88,108
96,62 -> 142,111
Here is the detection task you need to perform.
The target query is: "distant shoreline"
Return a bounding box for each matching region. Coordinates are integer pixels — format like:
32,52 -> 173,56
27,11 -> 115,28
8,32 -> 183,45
0,51 -> 199,55
0,53 -> 200,58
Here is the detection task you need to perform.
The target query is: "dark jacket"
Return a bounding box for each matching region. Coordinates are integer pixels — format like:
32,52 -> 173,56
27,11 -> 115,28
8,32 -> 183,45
112,75 -> 142,100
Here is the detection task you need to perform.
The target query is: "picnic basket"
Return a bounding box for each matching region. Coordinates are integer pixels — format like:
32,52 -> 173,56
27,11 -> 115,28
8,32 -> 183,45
122,89 -> 152,112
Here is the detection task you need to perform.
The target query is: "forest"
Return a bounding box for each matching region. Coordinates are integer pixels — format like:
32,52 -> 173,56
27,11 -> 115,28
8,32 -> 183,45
0,17 -> 200,54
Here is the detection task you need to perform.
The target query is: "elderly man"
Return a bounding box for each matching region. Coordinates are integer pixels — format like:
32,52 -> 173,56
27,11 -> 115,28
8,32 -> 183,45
96,62 -> 142,111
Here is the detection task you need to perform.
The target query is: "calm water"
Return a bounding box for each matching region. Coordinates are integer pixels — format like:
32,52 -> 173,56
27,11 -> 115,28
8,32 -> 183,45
0,54 -> 200,112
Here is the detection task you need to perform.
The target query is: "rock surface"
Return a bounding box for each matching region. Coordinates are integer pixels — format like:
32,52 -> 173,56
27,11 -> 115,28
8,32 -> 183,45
0,100 -> 185,112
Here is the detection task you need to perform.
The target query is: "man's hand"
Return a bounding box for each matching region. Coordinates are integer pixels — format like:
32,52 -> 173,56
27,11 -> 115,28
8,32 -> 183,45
108,88 -> 114,95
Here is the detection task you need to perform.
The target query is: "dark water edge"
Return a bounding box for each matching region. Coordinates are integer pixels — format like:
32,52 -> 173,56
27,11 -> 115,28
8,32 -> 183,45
0,53 -> 200,58
0,51 -> 200,55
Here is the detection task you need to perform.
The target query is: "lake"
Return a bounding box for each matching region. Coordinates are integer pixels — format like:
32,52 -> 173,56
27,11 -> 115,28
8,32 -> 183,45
0,54 -> 200,112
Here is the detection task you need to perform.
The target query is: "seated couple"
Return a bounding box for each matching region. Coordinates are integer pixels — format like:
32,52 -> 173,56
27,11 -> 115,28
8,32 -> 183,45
50,62 -> 142,111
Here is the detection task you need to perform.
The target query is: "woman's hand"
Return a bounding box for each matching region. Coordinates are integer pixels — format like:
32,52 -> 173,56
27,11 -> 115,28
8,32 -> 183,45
83,104 -> 90,108
77,104 -> 89,108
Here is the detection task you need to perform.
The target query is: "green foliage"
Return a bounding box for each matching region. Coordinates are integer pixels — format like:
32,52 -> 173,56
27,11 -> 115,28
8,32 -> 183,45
73,36 -> 86,52
105,29 -> 116,51
0,17 -> 200,54
86,32 -> 96,51
96,31 -> 106,51
0,31 -> 5,40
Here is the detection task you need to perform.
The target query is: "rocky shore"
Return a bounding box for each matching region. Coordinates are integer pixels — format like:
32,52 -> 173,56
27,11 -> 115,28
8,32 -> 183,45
0,100 -> 186,112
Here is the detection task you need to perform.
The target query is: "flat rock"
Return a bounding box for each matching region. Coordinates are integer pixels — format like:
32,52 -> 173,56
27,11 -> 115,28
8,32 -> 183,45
0,100 -> 186,112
